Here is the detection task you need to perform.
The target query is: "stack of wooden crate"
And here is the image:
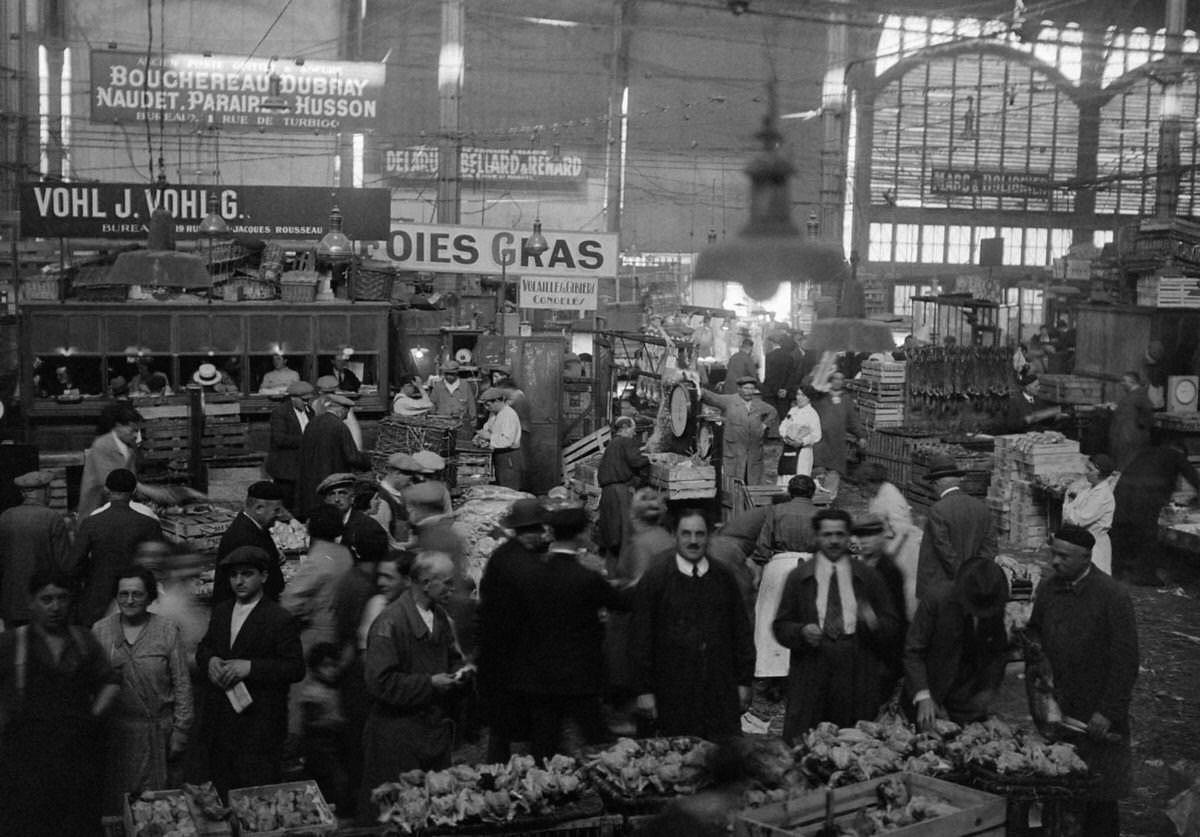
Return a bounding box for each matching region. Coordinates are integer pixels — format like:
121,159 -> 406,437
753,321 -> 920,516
988,434 -> 1087,550
140,415 -> 252,463
861,426 -> 939,488
849,360 -> 906,430
1036,374 -> 1104,406
906,440 -> 994,516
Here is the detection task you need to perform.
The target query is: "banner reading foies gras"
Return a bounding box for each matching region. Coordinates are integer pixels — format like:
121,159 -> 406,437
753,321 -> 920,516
18,183 -> 390,240
89,50 -> 385,132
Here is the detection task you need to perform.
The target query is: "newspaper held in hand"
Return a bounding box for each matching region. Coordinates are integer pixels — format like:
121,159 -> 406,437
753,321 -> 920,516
226,681 -> 253,713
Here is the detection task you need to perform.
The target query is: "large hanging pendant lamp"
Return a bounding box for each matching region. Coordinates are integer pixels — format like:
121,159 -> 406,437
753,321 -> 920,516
317,203 -> 354,263
524,218 -> 550,256
693,82 -> 848,300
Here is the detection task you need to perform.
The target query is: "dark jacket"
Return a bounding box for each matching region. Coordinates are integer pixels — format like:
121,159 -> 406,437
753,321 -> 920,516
477,539 -> 541,696
343,509 -> 388,561
265,402 -> 307,482
510,550 -> 631,696
213,513 -> 286,606
362,591 -> 462,780
1114,446 -> 1200,528
813,393 -> 864,475
1109,387 -> 1154,470
916,488 -> 996,600
903,582 -> 1009,722
755,497 -> 818,561
629,557 -> 755,740
763,348 -> 796,398
69,501 -> 163,626
0,503 -> 71,624
297,413 -> 372,516
195,596 -> 305,793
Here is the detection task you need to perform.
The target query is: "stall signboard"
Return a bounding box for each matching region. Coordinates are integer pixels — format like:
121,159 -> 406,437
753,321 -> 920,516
386,223 -> 618,279
518,276 -> 599,310
89,50 -> 385,132
18,182 -> 391,240
929,168 -> 1052,198
384,145 -> 587,184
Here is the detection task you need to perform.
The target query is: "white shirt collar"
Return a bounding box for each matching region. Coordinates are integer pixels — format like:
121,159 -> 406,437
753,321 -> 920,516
675,554 -> 709,577
444,378 -> 460,393
813,553 -> 857,633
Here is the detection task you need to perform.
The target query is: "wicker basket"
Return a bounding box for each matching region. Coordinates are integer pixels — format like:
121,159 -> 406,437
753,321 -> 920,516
280,271 -> 320,303
215,275 -> 278,301
351,259 -> 397,301
19,275 -> 64,301
259,242 -> 286,283
372,413 -> 460,473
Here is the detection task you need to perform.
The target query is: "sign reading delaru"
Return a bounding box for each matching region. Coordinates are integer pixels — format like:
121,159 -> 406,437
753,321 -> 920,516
18,182 -> 391,240
386,223 -> 618,279
89,50 -> 385,132
518,276 -> 599,311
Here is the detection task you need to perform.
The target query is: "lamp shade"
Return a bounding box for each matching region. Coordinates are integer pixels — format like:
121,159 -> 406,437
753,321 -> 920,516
198,194 -> 229,237
317,204 -> 354,262
82,206 -> 210,289
524,219 -> 549,256
806,317 -> 898,354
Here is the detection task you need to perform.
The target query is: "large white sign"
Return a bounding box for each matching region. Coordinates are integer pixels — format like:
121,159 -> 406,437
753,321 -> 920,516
385,223 -> 618,279
518,276 -> 599,311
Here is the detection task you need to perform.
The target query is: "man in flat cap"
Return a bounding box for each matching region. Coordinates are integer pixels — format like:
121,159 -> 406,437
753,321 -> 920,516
916,453 -> 996,601
0,471 -> 70,629
701,375 -> 778,484
195,546 -> 305,796
265,380 -> 315,510
298,394 -> 372,517
69,468 -> 163,626
412,451 -> 453,514
1027,525 -> 1138,836
313,375 -> 363,450
317,472 -> 389,563
213,482 -> 288,606
474,388 -> 525,490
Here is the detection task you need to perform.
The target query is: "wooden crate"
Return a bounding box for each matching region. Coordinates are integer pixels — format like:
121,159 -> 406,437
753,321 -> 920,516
735,773 -> 1006,837
228,781 -> 335,837
649,461 -> 717,499
124,789 -> 203,837
1136,275 -> 1200,308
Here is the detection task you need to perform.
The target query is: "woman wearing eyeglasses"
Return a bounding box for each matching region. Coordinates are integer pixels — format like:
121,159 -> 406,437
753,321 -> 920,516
91,565 -> 193,815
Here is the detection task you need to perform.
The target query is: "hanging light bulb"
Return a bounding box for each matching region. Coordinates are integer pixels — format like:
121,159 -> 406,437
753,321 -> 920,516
317,203 -> 354,263
259,73 -> 291,112
198,193 -> 228,237
524,218 -> 550,256
693,81 -> 847,300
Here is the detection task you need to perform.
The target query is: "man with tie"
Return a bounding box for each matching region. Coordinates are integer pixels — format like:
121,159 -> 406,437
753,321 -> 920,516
213,482 -> 289,605
194,546 -> 305,796
629,509 -> 755,741
772,508 -> 901,744
265,381 -> 314,510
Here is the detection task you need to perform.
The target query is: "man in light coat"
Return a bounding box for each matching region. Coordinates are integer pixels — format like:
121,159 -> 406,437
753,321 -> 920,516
701,377 -> 779,485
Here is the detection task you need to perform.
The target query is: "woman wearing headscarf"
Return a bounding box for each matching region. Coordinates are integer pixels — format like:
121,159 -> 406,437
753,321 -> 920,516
1062,453 -> 1118,575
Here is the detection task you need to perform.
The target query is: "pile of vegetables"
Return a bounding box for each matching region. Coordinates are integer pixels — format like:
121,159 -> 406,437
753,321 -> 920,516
373,754 -> 585,834
182,782 -> 229,822
230,783 -> 333,833
797,718 -> 1088,788
452,486 -> 534,584
831,775 -> 961,836
584,737 -> 715,798
126,791 -> 198,837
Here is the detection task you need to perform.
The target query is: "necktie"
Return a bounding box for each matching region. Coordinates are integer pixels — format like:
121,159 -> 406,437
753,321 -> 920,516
692,562 -> 700,578
825,570 -> 844,639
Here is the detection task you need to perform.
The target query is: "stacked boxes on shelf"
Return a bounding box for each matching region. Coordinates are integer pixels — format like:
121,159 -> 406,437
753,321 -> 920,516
988,433 -> 1087,550
905,440 -> 994,516
848,360 -> 906,430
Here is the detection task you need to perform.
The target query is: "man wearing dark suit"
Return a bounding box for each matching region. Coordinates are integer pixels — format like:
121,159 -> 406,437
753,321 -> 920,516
297,395 -> 372,517
904,560 -> 1010,729
330,354 -> 362,393
213,482 -> 288,606
265,381 -> 314,511
0,471 -> 70,628
68,469 -> 163,626
315,472 -> 389,562
916,455 -> 996,600
195,546 -> 305,796
763,334 -> 797,423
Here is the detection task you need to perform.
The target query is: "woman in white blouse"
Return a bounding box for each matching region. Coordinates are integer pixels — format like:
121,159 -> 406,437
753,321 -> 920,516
776,387 -> 822,487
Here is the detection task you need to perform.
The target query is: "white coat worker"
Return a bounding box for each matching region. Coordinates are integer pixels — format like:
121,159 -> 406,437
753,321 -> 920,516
473,388 -> 524,490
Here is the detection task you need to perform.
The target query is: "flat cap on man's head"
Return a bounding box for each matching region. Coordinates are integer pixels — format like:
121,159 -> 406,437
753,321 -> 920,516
219,545 -> 271,570
479,387 -> 506,402
316,473 -> 357,495
412,451 -> 446,473
105,468 -> 138,493
14,470 -> 55,489
386,452 -> 423,472
315,375 -> 339,392
247,480 -> 287,501
287,381 -> 314,397
325,394 -> 354,408
735,375 -> 757,386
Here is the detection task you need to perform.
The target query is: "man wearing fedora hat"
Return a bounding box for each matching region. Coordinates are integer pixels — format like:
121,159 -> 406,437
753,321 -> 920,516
428,361 -> 477,435
916,453 -> 996,600
904,559 -> 1010,730
0,471 -> 70,628
265,381 -> 315,511
298,394 -> 372,517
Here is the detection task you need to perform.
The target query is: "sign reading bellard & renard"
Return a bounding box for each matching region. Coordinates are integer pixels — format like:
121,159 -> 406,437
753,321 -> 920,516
89,50 -> 385,132
384,146 -> 587,184
18,182 -> 390,240
386,223 -> 618,281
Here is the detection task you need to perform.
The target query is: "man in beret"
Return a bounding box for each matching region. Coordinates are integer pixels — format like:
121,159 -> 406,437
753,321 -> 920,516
265,381 -> 315,511
68,468 -> 163,626
1027,525 -> 1138,837
916,454 -> 996,601
701,375 -> 778,485
298,394 -> 372,517
428,362 -> 477,438
195,546 -> 305,796
213,482 -> 288,606
474,388 -> 525,490
904,558 -> 1010,730
317,473 -> 389,563
0,471 -> 70,628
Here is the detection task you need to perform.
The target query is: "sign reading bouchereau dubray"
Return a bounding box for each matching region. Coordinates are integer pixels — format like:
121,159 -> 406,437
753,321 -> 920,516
89,50 -> 385,132
386,223 -> 618,281
384,146 -> 587,184
18,182 -> 391,240
928,168 -> 1052,198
